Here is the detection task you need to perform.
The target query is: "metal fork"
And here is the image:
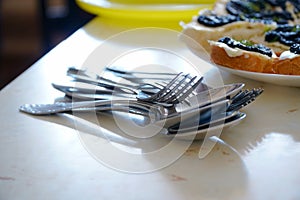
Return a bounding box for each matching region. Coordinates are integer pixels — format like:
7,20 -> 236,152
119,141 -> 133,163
104,66 -> 177,81
137,73 -> 203,104
165,88 -> 264,133
67,67 -> 208,96
19,73 -> 203,115
69,66 -> 177,81
67,67 -> 164,95
105,66 -> 177,76
226,88 -> 264,112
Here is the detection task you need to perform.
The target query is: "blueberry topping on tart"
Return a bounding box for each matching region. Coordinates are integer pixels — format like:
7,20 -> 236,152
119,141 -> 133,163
218,37 -> 273,57
197,0 -> 300,27
197,14 -> 239,27
290,43 -> 300,54
265,25 -> 300,46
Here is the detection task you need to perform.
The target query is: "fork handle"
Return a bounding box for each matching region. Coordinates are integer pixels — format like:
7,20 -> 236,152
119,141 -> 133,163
105,66 -> 177,76
19,99 -> 162,115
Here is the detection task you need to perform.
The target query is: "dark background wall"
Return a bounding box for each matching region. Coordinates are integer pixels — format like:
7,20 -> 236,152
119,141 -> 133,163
0,0 -> 94,89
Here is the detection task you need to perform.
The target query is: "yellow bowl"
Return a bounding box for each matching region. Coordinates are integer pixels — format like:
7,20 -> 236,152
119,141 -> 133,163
76,0 -> 214,23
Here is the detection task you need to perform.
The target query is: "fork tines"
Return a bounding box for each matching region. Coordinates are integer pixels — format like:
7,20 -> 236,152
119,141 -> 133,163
159,74 -> 203,104
227,88 -> 264,112
139,72 -> 203,105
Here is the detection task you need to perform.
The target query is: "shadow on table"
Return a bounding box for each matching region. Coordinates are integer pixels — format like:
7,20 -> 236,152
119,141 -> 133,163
22,107 -> 250,198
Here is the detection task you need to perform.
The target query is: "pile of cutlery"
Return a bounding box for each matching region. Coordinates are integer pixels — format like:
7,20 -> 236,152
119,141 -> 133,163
19,66 -> 263,139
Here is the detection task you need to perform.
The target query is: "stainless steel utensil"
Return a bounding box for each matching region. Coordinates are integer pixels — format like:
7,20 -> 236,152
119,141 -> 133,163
51,83 -> 136,100
226,88 -> 264,112
67,67 -> 163,95
136,72 -> 203,104
104,66 -> 177,83
19,72 -> 203,115
164,87 -> 263,131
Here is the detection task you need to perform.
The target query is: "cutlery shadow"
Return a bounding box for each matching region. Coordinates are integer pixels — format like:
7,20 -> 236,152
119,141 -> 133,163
23,111 -> 176,152
21,108 -> 249,198
23,108 -> 246,161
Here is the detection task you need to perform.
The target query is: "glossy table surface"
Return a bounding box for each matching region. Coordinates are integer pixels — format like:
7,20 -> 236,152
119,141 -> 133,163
1,17 -> 300,200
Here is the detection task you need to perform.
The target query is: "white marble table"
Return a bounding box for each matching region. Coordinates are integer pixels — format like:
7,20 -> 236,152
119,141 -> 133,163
1,17 -> 300,200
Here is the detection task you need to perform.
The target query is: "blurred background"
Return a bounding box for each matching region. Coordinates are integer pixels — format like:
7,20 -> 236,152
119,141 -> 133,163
0,0 -> 94,89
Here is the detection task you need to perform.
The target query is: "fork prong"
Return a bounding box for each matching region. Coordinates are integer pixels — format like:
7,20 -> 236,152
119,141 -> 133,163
156,73 -> 190,102
141,72 -> 183,102
155,74 -> 203,104
158,72 -> 186,97
137,72 -> 203,105
171,76 -> 204,104
227,88 -> 263,112
162,75 -> 197,104
230,89 -> 248,103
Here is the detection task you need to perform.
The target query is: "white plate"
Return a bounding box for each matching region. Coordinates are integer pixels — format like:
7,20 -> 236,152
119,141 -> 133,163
180,26 -> 300,87
217,65 -> 300,87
